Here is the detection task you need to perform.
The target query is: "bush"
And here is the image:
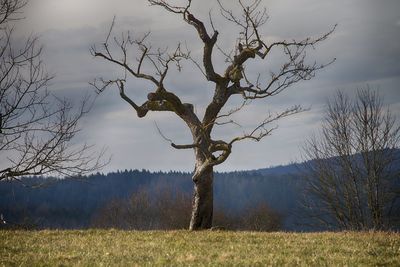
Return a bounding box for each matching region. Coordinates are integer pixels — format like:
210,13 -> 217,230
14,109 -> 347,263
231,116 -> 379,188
91,185 -> 282,231
91,186 -> 191,230
213,203 -> 282,231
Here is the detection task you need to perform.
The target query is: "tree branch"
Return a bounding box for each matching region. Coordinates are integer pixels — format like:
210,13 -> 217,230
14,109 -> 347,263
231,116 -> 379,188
149,0 -> 222,83
229,105 -> 305,146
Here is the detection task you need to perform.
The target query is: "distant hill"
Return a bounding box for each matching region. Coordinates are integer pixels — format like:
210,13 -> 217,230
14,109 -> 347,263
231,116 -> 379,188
1,150 -> 399,231
0,167 -> 305,230
253,163 -> 304,176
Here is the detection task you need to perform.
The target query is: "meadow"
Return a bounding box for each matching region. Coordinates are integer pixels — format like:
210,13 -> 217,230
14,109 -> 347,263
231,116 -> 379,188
1,230 -> 399,266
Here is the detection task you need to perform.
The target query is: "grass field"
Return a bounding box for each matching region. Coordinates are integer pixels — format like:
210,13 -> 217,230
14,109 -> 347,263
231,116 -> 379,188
1,230 -> 399,266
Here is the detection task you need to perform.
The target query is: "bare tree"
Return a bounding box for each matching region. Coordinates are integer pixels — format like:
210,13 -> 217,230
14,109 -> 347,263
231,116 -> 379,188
91,0 -> 335,230
0,0 -> 107,182
302,88 -> 400,230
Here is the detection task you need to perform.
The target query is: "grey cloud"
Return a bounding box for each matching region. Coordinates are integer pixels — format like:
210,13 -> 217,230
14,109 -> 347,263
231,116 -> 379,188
13,0 -> 400,172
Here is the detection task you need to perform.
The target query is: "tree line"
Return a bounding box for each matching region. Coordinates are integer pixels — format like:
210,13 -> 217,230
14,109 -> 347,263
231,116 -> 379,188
0,169 -> 296,231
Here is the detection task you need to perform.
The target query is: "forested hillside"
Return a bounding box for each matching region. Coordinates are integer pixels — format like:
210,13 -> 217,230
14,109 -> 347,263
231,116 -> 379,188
0,167 -> 304,230
1,154 -> 399,231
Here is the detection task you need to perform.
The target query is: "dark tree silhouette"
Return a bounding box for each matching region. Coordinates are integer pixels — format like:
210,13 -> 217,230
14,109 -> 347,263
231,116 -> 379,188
91,0 -> 335,230
0,0 -> 107,182
302,88 -> 400,230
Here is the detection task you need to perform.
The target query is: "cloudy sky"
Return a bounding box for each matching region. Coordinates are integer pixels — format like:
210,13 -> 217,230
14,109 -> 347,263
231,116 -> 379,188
15,0 -> 400,172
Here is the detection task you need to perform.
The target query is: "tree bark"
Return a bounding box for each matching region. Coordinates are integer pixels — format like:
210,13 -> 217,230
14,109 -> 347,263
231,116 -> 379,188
189,165 -> 214,230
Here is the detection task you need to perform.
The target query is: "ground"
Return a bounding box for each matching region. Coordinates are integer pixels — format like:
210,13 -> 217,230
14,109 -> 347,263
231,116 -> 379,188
1,230 -> 399,266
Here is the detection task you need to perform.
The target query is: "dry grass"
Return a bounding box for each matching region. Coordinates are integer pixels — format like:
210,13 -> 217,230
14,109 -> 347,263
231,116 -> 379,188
1,230 -> 399,266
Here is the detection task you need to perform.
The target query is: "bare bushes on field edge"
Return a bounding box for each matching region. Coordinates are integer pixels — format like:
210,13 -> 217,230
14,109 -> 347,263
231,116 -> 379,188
91,186 -> 282,231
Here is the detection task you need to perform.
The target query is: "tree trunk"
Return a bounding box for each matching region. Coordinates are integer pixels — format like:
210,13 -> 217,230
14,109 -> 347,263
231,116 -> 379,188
189,165 -> 214,230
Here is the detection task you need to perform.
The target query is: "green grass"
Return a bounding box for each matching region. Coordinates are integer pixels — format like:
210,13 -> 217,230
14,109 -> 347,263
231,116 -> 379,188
1,230 -> 399,266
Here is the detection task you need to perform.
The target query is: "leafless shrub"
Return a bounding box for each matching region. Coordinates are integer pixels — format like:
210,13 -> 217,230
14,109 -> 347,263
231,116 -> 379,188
92,186 -> 282,231
91,186 -> 192,230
